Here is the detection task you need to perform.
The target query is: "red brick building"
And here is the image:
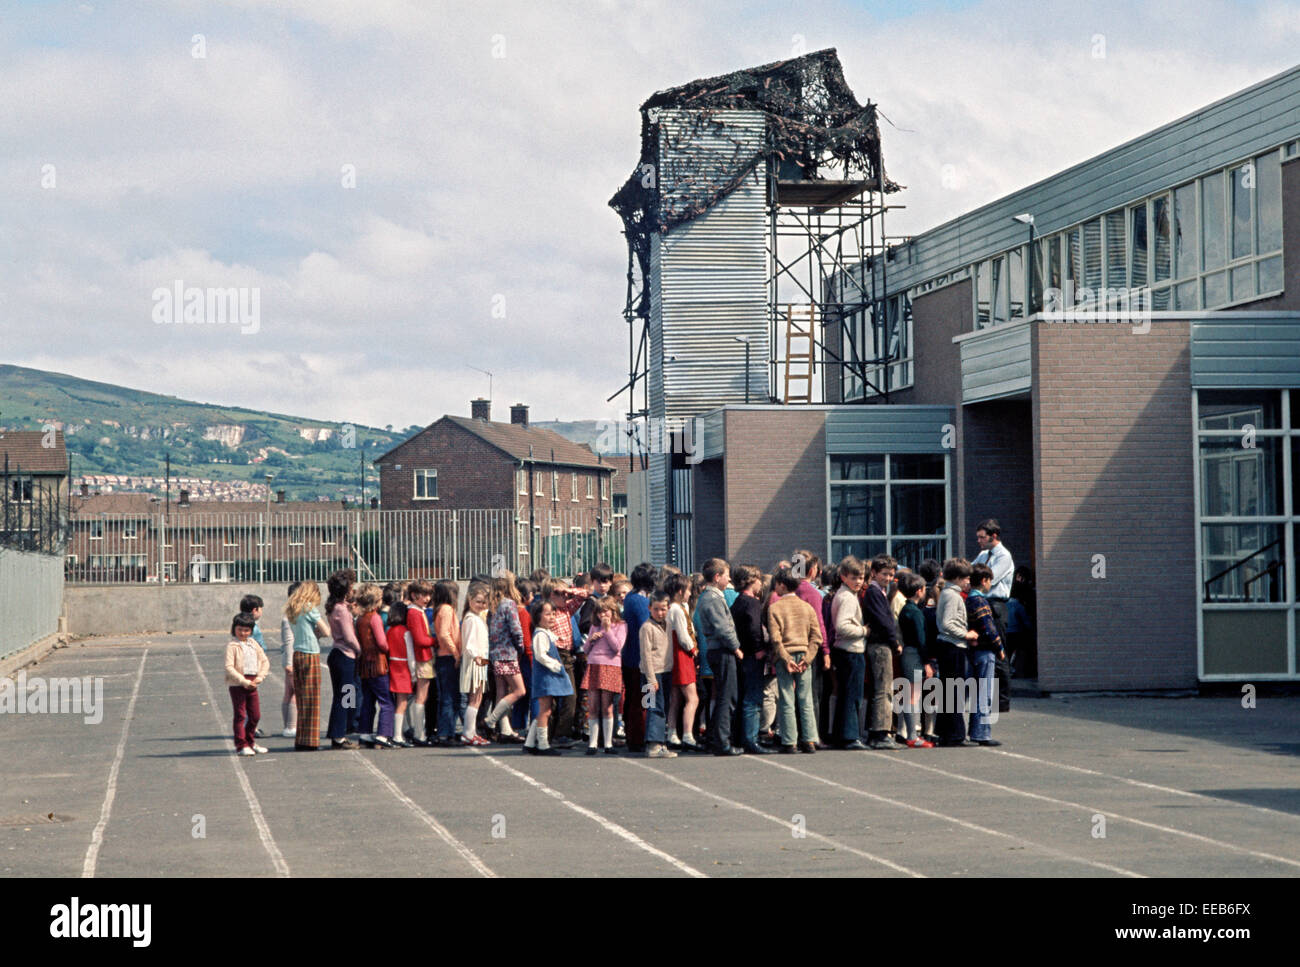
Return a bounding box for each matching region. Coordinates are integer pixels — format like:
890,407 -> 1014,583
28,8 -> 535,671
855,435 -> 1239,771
374,400 -> 618,568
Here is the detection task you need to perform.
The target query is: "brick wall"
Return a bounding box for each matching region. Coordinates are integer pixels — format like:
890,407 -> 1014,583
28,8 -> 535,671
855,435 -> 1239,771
723,409 -> 827,568
377,421 -> 512,511
888,278 -> 970,406
961,399 -> 1034,567
1032,320 -> 1197,690
693,457 -> 725,563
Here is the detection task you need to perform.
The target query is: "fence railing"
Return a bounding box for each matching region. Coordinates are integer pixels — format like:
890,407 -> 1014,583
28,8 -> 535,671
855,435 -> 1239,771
0,477 -> 68,556
65,507 -> 626,585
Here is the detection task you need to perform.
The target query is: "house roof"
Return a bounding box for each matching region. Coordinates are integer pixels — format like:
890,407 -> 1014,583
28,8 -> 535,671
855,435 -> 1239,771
375,415 -> 611,471
70,493 -> 373,517
0,430 -> 68,474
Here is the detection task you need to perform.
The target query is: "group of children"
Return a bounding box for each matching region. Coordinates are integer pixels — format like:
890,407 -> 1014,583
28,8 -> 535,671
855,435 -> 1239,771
223,548 -> 1031,758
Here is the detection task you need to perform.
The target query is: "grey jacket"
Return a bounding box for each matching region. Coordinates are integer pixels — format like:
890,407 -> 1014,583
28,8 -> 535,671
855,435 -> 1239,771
695,585 -> 742,654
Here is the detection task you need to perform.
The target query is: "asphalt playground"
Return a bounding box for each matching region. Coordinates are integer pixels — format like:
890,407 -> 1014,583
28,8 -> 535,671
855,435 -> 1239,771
4,634 -> 1299,878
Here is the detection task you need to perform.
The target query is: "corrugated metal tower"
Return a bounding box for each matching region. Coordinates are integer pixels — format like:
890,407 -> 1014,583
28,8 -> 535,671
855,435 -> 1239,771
610,49 -> 901,567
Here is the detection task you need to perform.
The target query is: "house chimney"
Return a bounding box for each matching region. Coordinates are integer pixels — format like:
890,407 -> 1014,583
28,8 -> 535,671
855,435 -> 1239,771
370,496 -> 379,510
510,403 -> 529,427
178,488 -> 190,506
276,490 -> 285,503
471,398 -> 491,421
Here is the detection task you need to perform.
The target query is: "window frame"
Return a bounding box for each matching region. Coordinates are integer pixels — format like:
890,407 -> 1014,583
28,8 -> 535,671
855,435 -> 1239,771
413,468 -> 438,501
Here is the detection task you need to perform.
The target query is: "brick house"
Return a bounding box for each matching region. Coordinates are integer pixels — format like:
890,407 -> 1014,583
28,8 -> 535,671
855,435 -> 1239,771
374,400 -> 618,570
0,430 -> 69,551
68,489 -> 368,583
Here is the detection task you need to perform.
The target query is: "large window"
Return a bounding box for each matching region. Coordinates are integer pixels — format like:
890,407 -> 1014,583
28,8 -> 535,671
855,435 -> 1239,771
828,453 -> 949,570
1195,389 -> 1298,678
963,144 -> 1287,325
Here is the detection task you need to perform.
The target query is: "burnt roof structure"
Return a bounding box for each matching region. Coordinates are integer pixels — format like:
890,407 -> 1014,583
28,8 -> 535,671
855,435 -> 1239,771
610,48 -> 899,320
609,49 -> 908,568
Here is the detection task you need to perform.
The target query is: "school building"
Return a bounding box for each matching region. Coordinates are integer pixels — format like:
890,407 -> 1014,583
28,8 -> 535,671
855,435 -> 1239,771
613,51 -> 1300,691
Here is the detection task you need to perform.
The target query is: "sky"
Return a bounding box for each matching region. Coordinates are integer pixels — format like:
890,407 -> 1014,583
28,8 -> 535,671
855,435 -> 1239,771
2,0 -> 1297,430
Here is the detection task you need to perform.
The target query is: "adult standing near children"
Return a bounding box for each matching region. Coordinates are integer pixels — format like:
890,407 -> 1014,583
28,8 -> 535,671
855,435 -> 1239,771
695,558 -> 745,757
620,563 -> 656,755
860,555 -> 902,750
973,519 -> 1014,712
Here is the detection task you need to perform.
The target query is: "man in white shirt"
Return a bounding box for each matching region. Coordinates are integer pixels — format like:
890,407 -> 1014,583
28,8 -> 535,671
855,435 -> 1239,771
974,518 -> 1014,711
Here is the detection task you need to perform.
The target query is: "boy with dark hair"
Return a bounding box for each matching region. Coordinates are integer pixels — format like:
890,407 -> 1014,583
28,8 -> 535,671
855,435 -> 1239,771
895,572 -> 933,748
966,563 -> 1006,746
640,590 -> 676,758
695,557 -> 745,756
729,565 -> 769,755
239,593 -> 267,737
225,613 -> 270,756
936,558 -> 977,746
831,556 -> 868,749
620,563 -> 657,754
861,554 -> 901,750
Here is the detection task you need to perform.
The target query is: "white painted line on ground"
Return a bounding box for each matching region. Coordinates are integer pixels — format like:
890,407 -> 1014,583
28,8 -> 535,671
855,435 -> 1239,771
624,758 -> 924,878
476,750 -> 707,878
880,752 -> 1300,871
188,643 -> 290,877
990,748 -> 1300,823
82,648 -> 148,879
351,752 -> 497,877
755,756 -> 1143,877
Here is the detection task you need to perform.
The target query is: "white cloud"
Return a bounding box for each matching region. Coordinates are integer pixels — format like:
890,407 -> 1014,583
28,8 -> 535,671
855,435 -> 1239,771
1,0 -> 1295,430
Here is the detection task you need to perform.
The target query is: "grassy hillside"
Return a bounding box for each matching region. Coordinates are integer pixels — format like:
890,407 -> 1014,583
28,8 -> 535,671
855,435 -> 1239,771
0,364 -> 415,502
0,364 -> 607,502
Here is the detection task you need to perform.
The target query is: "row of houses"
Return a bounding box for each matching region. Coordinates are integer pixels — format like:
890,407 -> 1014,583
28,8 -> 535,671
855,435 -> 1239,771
1,403 -> 633,583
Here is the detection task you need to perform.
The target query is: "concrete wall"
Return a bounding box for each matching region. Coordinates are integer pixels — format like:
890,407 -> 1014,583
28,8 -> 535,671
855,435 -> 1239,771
1,548 -> 64,659
65,581 -> 472,637
1032,319 -> 1197,691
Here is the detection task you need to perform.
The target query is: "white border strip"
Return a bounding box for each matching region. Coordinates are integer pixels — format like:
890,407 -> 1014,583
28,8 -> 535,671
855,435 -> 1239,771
882,753 -> 1300,871
625,758 -> 924,877
82,648 -> 148,878
189,642 -> 290,877
478,751 -> 706,878
756,756 -> 1142,877
991,748 -> 1300,823
352,752 -> 496,877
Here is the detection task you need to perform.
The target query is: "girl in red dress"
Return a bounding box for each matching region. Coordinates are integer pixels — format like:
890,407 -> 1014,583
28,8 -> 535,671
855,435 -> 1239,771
663,572 -> 699,751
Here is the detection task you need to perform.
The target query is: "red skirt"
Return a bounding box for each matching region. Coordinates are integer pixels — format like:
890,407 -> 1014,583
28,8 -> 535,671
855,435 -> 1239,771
671,649 -> 697,687
581,662 -> 624,694
388,658 -> 412,695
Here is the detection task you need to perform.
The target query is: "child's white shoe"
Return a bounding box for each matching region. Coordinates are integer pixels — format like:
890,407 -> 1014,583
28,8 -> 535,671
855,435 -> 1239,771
237,747 -> 256,757
282,728 -> 296,738
252,744 -> 270,754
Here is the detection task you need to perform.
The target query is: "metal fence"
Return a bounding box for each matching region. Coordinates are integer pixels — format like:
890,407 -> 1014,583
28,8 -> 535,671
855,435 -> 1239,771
66,507 -> 627,585
0,476 -> 68,556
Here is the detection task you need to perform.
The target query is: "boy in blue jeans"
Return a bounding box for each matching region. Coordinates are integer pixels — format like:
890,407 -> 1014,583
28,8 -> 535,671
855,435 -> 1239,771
965,563 -> 1006,747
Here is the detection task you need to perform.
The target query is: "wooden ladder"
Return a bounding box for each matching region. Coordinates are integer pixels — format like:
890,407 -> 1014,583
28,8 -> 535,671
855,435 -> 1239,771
782,304 -> 816,403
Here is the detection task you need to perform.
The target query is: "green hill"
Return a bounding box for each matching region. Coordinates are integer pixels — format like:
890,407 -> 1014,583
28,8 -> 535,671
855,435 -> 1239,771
0,364 -> 609,502
0,364 -> 416,502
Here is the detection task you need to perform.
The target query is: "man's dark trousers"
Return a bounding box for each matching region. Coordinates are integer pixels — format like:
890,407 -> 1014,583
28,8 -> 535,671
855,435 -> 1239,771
936,642 -> 970,743
709,649 -> 738,752
987,598 -> 1012,713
